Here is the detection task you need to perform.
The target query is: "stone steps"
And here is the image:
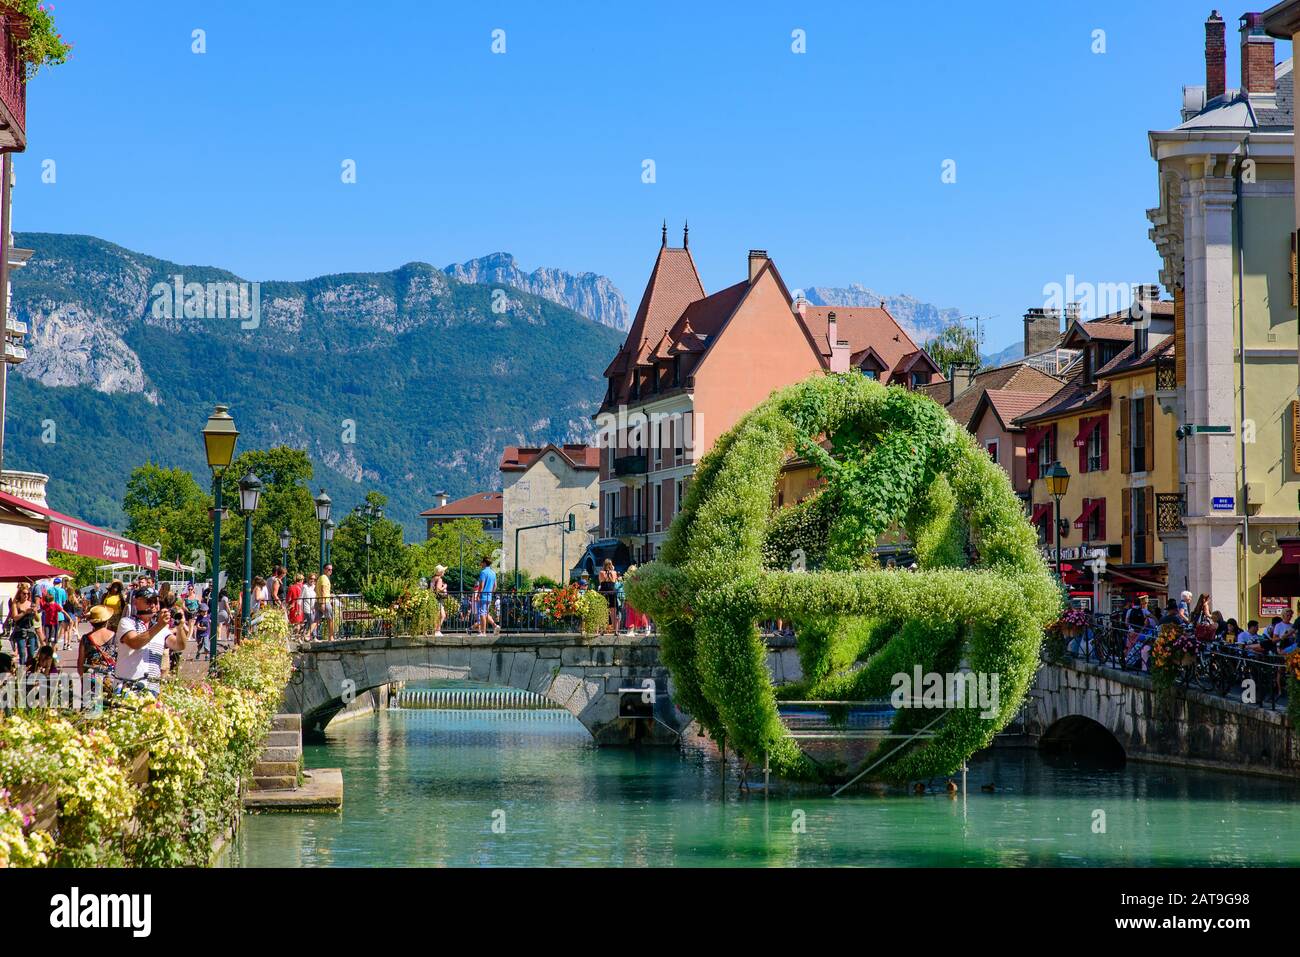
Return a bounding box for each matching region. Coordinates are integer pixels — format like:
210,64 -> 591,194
250,714 -> 302,793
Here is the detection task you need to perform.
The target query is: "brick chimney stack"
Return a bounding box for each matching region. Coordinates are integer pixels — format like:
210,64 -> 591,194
1206,10 -> 1226,101
1240,12 -> 1276,94
748,249 -> 768,284
827,310 -> 850,373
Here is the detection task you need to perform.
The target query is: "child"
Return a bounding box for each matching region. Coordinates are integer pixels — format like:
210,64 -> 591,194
194,604 -> 211,661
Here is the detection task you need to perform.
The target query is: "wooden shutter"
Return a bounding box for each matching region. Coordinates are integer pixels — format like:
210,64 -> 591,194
1293,400 -> 1300,474
1121,488 -> 1132,565
1174,286 -> 1186,387
1144,490 -> 1155,564
1291,231 -> 1298,308
1120,397 -> 1131,474
1026,430 -> 1039,482
1097,496 -> 1107,540
1078,417 -> 1089,473
1143,397 -> 1155,472
1100,414 -> 1110,471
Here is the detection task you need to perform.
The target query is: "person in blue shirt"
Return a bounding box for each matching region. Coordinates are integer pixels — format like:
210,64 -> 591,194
474,557 -> 498,635
49,577 -> 69,649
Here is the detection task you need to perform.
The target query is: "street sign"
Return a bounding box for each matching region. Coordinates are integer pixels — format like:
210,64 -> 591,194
1211,496 -> 1235,511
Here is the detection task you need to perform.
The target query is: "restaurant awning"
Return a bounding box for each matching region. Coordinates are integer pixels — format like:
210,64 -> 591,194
1259,560 -> 1300,598
0,488 -> 158,570
0,547 -> 71,582
1073,498 -> 1101,529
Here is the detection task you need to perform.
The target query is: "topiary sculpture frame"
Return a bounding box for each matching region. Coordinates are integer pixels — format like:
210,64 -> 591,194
625,373 -> 1060,782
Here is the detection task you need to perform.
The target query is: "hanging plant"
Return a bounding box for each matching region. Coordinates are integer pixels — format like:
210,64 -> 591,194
1,1 -> 72,76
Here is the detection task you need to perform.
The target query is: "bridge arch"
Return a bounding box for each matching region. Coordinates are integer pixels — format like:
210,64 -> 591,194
1039,715 -> 1126,768
283,635 -> 691,744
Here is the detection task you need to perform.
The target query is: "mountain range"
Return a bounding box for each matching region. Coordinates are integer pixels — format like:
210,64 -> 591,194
444,252 -> 629,330
800,284 -> 965,344
4,233 -> 624,537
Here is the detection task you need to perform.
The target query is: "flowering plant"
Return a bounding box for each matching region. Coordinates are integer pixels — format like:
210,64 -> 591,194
1150,623 -> 1196,704
1,1 -> 72,76
536,583 -> 582,622
0,786 -> 52,867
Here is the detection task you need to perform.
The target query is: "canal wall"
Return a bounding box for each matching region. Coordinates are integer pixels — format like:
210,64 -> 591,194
1026,659 -> 1299,779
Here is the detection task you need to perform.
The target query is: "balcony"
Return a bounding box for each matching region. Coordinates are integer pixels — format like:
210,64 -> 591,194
1156,492 -> 1185,537
611,515 -> 644,537
613,454 -> 647,478
0,15 -> 26,150
1154,354 -> 1177,397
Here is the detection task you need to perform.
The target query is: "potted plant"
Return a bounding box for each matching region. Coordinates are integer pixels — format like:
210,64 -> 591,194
1,1 -> 72,76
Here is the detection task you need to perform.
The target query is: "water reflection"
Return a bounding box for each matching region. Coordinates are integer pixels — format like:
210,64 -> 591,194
228,702 -> 1300,868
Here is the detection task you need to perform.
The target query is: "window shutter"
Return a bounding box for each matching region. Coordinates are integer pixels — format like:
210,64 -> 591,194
1097,496 -> 1107,540
1121,488 -> 1131,565
1143,396 -> 1155,471
1100,414 -> 1110,471
1293,400 -> 1300,474
1292,232 -> 1298,308
1078,417 -> 1088,473
1120,397 -> 1131,474
1026,429 -> 1039,482
1144,491 -> 1155,565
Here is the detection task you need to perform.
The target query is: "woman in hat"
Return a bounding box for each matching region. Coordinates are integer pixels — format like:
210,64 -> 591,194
430,565 -> 449,636
77,604 -> 117,679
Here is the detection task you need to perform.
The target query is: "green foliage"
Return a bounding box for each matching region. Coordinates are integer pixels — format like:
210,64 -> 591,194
925,320 -> 982,376
0,609 -> 292,867
1,0 -> 73,76
577,588 -> 610,635
626,373 -> 1059,784
329,492 -> 413,591
360,574 -> 411,608
409,518 -> 498,591
532,575 -> 560,590
45,550 -> 99,589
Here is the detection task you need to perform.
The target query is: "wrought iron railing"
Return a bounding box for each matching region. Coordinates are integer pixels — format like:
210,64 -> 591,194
611,515 -> 644,536
0,15 -> 25,143
1154,354 -> 1177,392
1155,492 -> 1185,536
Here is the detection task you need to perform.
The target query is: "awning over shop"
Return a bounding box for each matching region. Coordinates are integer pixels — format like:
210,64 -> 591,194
1259,560 -> 1300,598
1279,538 -> 1300,564
1073,498 -> 1101,529
0,547 -> 71,582
1107,564 -> 1168,592
0,489 -> 158,570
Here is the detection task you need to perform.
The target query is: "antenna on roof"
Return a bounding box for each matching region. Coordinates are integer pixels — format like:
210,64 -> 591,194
661,220 -> 667,247
683,220 -> 689,248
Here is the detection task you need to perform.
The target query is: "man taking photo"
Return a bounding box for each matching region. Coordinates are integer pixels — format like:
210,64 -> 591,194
114,587 -> 186,695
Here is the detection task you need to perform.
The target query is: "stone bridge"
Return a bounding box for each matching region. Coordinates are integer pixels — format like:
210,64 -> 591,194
1026,658 -> 1298,777
284,631 -> 803,744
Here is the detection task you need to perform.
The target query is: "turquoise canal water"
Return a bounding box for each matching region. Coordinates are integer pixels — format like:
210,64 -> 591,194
227,696 -> 1300,868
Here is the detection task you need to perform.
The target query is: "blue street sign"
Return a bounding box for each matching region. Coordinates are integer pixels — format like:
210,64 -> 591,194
1211,496 -> 1234,511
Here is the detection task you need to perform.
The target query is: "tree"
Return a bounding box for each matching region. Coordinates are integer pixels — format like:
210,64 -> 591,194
926,321 -> 982,376
408,518 -> 499,591
217,447 -> 322,591
329,491 -> 413,591
121,463 -> 212,580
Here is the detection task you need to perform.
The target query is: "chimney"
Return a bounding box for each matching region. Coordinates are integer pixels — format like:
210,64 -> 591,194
436,490 -> 449,509
1023,307 -> 1062,357
949,362 -> 976,403
1240,12 -> 1276,95
827,310 -> 850,373
1206,11 -> 1226,101
748,249 -> 768,283
792,295 -> 809,318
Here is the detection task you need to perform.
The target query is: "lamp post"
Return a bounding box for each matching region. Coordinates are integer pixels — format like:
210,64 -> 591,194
1045,461 -> 1070,581
279,528 -> 291,573
560,501 -> 598,583
237,471 -> 262,624
314,490 -> 331,574
354,502 -> 384,579
201,405 -> 239,661
323,519 -> 335,566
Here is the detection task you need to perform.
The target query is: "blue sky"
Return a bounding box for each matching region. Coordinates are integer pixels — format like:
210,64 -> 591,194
14,0 -> 1280,351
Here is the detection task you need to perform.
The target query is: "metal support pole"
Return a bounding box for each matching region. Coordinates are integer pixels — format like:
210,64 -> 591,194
318,521 -> 326,575
210,479 -> 222,661
241,513 -> 254,623
1053,494 -> 1063,580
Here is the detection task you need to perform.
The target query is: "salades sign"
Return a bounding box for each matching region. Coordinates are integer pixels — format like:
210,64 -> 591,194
47,519 -> 158,570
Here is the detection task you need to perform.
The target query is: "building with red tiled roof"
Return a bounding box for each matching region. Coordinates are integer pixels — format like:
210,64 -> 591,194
499,443 -> 600,582
420,491 -> 503,541
595,227 -> 941,563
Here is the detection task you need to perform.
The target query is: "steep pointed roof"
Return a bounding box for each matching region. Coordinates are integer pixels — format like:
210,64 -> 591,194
622,244 -> 706,359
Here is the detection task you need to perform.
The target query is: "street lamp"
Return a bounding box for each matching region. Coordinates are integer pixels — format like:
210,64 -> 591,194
237,471 -> 262,624
279,528 -> 291,572
1045,462 -> 1070,580
354,502 -> 384,579
201,405 -> 238,661
323,519 -> 335,566
560,501 -> 598,583
314,490 -> 331,574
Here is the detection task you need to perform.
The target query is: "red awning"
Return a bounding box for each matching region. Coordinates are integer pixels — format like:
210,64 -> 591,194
1073,498 -> 1101,529
0,548 -> 71,583
1280,539 -> 1300,564
1074,417 -> 1102,448
0,489 -> 158,570
1259,561 -> 1300,598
